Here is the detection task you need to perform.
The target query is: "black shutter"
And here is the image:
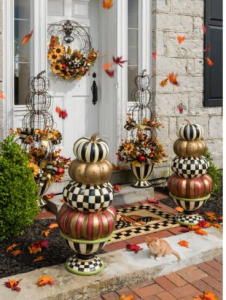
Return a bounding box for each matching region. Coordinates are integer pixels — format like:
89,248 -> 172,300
204,0 -> 223,107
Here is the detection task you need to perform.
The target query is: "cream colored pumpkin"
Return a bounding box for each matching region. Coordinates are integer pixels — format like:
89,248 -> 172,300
69,159 -> 113,184
173,139 -> 206,158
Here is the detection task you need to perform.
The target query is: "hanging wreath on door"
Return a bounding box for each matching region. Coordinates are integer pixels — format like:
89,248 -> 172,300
47,20 -> 97,80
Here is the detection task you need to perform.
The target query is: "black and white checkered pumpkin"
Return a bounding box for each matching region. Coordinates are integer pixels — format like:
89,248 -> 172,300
63,182 -> 114,212
73,133 -> 109,163
178,120 -> 204,141
172,156 -> 209,178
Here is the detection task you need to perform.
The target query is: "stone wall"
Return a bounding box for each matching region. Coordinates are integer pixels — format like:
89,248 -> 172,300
152,0 -> 223,170
0,0 -> 3,141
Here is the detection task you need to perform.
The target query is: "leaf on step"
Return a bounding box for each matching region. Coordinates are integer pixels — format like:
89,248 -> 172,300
180,228 -> 190,233
195,229 -> 208,236
147,198 -> 159,204
37,275 -> 54,286
126,244 -> 143,254
178,240 -> 189,248
4,279 -> 22,292
189,225 -> 200,231
211,223 -> 221,228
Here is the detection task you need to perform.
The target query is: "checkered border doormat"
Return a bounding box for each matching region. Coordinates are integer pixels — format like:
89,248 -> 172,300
108,204 -> 178,244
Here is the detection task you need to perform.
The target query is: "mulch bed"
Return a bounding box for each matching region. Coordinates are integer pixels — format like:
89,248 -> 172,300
0,178 -> 222,279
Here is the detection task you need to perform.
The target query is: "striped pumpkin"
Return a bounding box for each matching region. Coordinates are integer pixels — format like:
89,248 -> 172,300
57,204 -> 117,240
73,133 -> 109,163
178,120 -> 204,141
168,174 -> 212,199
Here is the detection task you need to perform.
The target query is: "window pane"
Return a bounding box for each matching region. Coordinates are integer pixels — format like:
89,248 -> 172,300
14,63 -> 30,105
15,0 -> 30,19
128,29 -> 138,65
14,20 -> 30,63
128,66 -> 138,101
128,0 -> 138,28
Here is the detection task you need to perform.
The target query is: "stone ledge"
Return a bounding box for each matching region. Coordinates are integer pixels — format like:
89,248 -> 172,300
0,227 -> 222,300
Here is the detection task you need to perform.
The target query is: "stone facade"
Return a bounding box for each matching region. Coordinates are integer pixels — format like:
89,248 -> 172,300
0,0 -> 3,141
152,0 -> 223,170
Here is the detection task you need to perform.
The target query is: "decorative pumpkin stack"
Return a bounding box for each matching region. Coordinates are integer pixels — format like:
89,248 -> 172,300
57,133 -> 117,275
168,120 -> 212,226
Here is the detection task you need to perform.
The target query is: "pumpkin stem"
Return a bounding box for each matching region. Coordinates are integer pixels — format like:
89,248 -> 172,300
185,119 -> 191,125
90,132 -> 99,142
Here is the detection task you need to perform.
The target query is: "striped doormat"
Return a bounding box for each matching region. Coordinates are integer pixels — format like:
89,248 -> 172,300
108,204 -> 178,244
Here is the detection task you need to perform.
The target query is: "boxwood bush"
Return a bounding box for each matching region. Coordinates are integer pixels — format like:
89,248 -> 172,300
0,135 -> 39,241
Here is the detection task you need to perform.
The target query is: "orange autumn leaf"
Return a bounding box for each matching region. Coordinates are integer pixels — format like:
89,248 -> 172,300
178,240 -> 189,248
112,163 -> 125,171
205,212 -> 217,221
6,244 -> 19,252
218,216 -> 223,220
21,29 -> 33,45
168,72 -> 179,86
189,225 -> 200,231
194,291 -> 218,300
102,62 -> 113,70
211,223 -> 221,228
195,229 -> 208,236
48,223 -> 58,229
102,0 -> 113,9
206,57 -> 213,66
160,78 -> 168,87
0,91 -> 6,99
11,250 -> 22,256
177,35 -> 186,44
37,275 -> 54,286
41,229 -> 51,237
119,294 -> 134,300
175,206 -> 184,213
33,256 -> 45,262
4,279 -> 22,292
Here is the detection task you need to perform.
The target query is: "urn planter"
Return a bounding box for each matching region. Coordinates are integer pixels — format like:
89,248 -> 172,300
130,162 -> 154,188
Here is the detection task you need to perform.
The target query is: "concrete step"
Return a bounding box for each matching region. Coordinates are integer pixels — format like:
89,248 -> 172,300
46,185 -> 154,215
0,227 -> 222,300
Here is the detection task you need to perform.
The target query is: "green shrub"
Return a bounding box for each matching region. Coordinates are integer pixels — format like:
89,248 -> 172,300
203,147 -> 222,195
0,135 -> 39,241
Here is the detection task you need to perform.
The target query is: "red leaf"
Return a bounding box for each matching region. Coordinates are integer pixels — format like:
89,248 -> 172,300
180,228 -> 190,233
152,52 -> 157,59
55,106 -> 68,119
21,29 -> 33,45
113,184 -> 123,192
168,72 -> 179,86
178,104 -> 184,114
113,56 -> 128,67
147,198 -> 159,204
105,69 -> 115,77
198,220 -> 208,228
202,44 -> 211,53
126,244 -> 143,254
39,240 -> 49,249
4,279 -> 22,292
206,57 -> 213,66
202,24 -> 206,34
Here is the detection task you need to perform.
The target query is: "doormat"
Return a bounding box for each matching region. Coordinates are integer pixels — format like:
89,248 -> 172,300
108,204 -> 178,244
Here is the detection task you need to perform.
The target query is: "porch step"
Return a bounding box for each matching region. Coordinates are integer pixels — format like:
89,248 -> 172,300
46,185 -> 154,215
0,227 -> 222,300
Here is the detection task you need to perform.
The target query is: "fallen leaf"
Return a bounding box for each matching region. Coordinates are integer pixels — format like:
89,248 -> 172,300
195,229 -> 208,236
55,106 -> 68,119
41,229 -> 51,237
152,51 -> 157,59
189,225 -> 200,231
218,216 -> 223,220
113,184 -> 124,192
37,275 -> 54,286
21,29 -> 33,45
205,57 -> 213,66
168,72 -> 179,86
194,290 -> 218,300
33,256 -> 45,262
202,24 -> 206,34
159,78 -> 168,87
11,250 -> 22,256
0,91 -> 6,99
6,244 -> 19,252
202,44 -> 211,53
175,206 -> 184,212
119,294 -> 134,300
198,220 -> 208,228
112,163 -> 125,171
205,212 -> 217,221
178,240 -> 189,248
147,198 -> 159,204
113,56 -> 128,67
60,198 -> 65,203
39,240 -> 49,249
28,240 -> 48,254
105,69 -> 115,77
177,35 -> 186,44
4,279 -> 22,292
43,193 -> 55,200
180,228 -> 190,233
102,0 -> 113,9
211,223 -> 221,228
126,244 -> 143,254
102,62 -> 113,70
48,223 -> 58,229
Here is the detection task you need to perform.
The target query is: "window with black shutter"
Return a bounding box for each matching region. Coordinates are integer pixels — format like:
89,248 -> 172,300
204,0 -> 223,107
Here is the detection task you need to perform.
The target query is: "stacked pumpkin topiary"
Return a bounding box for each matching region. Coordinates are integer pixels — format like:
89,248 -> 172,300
57,133 -> 117,275
168,120 -> 212,226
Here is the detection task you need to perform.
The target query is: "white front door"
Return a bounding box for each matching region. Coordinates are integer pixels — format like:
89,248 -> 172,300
47,0 -> 99,158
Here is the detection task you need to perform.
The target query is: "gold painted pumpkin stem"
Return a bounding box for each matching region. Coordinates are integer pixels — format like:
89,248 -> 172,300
185,119 -> 191,125
90,132 -> 100,142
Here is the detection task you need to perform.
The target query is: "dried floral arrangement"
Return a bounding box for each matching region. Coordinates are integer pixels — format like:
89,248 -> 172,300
48,35 -> 97,80
116,116 -> 167,167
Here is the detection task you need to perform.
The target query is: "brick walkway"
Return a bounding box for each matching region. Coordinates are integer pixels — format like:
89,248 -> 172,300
95,255 -> 223,300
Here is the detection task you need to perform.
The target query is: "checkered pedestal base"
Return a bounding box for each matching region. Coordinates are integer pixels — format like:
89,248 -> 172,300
175,213 -> 204,226
65,254 -> 104,276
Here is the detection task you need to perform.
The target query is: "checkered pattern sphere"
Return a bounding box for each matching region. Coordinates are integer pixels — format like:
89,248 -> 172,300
63,182 -> 114,212
172,156 -> 209,178
66,255 -> 104,274
175,214 -> 204,226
